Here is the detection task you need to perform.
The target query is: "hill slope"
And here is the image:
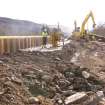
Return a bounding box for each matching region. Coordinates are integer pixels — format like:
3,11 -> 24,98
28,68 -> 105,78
0,17 -> 42,35
0,17 -> 71,36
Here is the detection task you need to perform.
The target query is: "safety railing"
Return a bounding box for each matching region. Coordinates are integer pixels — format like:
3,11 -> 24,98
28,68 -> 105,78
0,36 -> 50,54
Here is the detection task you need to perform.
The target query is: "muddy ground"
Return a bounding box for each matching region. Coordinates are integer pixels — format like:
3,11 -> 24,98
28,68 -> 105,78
0,39 -> 105,105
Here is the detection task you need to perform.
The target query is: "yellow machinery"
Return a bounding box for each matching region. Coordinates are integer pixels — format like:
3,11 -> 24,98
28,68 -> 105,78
72,11 -> 96,40
50,28 -> 61,47
50,23 -> 62,47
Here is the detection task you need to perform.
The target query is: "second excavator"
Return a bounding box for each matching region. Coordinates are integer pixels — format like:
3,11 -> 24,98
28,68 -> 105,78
72,11 -> 96,40
72,11 -> 105,42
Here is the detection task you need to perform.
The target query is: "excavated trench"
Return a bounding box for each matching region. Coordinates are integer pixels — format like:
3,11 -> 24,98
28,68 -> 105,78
0,39 -> 105,105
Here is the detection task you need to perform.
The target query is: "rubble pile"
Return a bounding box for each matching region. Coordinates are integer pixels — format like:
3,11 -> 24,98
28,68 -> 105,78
0,62 -> 31,105
0,39 -> 105,105
22,61 -> 105,105
70,40 -> 105,81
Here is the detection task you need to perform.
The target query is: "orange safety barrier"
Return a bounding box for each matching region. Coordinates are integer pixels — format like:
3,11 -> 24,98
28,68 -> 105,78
0,36 -> 50,54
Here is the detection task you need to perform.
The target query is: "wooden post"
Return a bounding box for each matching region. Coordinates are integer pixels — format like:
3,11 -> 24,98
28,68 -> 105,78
18,38 -> 21,49
13,38 -> 16,53
32,37 -> 35,47
24,38 -> 27,49
29,38 -> 31,48
1,39 -> 4,54
7,38 -> 10,54
22,38 -> 24,49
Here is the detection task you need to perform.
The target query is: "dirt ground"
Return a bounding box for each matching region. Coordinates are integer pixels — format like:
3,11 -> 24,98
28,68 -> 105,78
0,39 -> 105,105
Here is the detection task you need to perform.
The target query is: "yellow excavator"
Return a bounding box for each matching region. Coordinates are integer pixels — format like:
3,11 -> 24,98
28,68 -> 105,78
72,11 -> 96,40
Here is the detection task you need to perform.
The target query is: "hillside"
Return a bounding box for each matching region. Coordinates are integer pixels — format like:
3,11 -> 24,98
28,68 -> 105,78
0,17 -> 70,36
0,17 -> 42,35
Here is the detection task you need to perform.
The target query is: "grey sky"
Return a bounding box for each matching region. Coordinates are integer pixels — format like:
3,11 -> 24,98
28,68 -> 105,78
0,0 -> 104,30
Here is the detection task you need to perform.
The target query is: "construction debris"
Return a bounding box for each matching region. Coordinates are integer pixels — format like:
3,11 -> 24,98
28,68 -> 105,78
28,96 -> 39,104
0,38 -> 105,105
64,92 -> 87,104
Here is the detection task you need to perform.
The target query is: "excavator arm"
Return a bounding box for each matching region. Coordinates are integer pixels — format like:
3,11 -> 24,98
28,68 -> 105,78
80,11 -> 96,36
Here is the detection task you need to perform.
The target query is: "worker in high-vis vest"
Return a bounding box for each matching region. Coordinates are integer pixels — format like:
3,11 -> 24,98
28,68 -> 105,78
41,28 -> 48,48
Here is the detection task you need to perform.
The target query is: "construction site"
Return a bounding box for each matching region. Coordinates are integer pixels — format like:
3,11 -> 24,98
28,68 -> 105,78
1,0 -> 105,105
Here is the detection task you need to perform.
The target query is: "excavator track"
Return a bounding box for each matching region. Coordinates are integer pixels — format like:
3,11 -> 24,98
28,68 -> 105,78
70,34 -> 105,43
89,34 -> 105,42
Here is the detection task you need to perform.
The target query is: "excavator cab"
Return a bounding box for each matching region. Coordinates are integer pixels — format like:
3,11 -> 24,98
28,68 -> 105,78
76,27 -> 80,32
93,24 -> 96,28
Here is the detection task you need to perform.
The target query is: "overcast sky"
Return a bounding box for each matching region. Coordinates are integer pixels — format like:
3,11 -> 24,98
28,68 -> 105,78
0,0 -> 104,30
